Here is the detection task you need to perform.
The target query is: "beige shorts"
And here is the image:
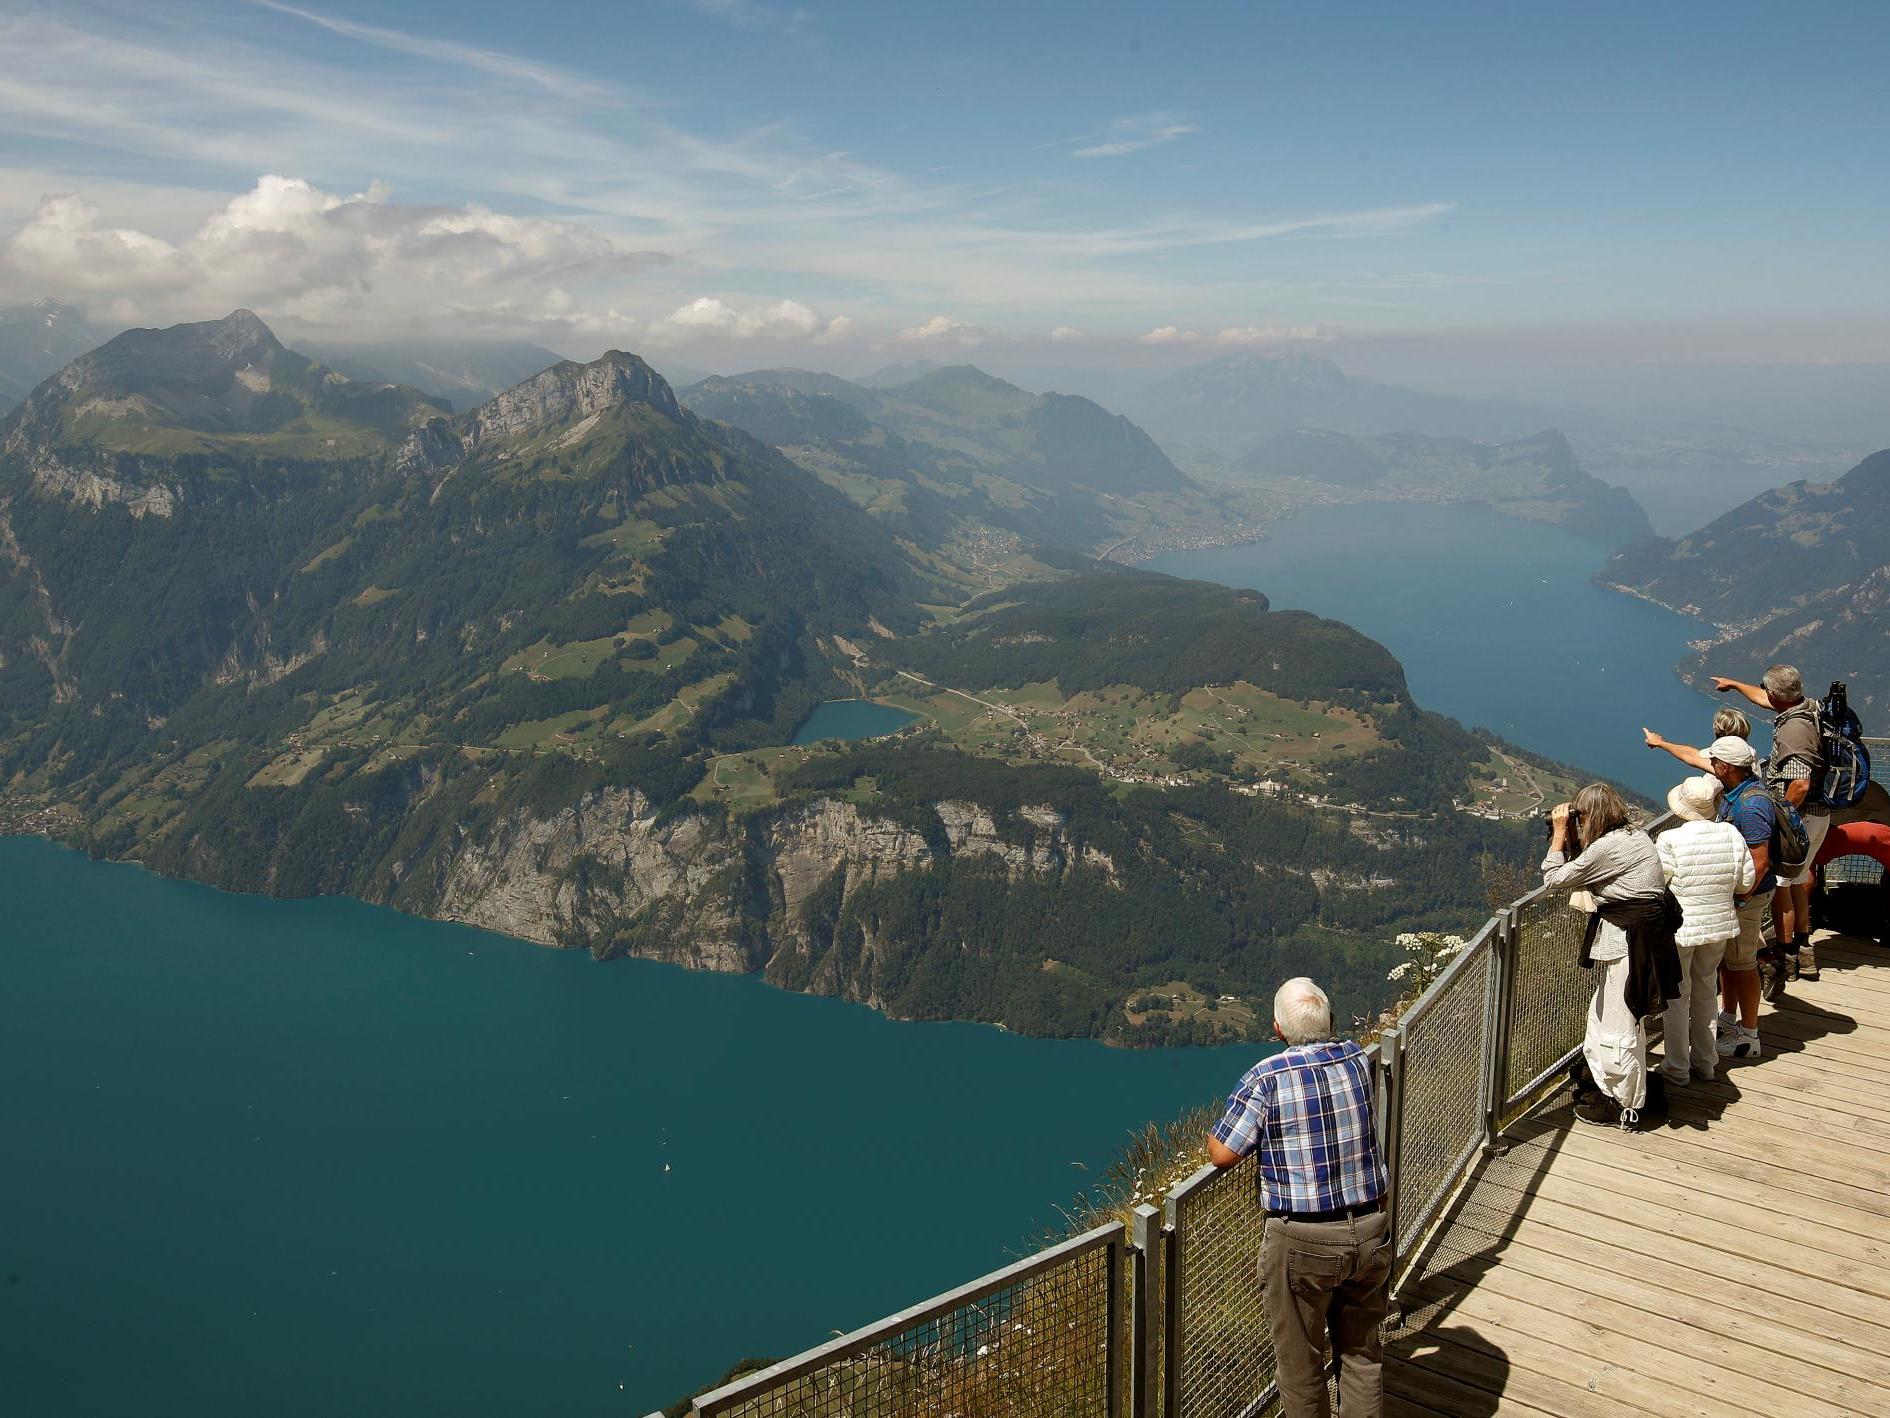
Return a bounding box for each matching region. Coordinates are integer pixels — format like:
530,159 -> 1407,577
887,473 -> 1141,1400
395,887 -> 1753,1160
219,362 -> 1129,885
1781,810 -> 1832,887
1725,894 -> 1770,970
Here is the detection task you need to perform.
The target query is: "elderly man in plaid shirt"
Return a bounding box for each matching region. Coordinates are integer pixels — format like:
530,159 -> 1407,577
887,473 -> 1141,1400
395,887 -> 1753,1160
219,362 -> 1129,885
1207,978 -> 1390,1418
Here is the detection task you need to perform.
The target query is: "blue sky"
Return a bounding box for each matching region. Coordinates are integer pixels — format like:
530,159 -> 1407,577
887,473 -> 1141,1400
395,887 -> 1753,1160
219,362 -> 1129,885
1,0 -> 1886,376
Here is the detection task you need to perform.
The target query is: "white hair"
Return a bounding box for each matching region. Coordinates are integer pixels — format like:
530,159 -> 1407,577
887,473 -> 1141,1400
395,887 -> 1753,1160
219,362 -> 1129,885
1273,977 -> 1335,1045
1763,664 -> 1803,702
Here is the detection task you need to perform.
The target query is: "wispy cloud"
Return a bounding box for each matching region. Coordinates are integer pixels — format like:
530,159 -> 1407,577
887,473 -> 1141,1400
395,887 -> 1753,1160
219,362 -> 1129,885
0,5 -> 1456,354
251,1 -> 621,102
1069,113 -> 1201,160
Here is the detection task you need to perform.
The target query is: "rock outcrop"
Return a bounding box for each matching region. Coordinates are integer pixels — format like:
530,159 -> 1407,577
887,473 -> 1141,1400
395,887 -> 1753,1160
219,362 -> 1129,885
426,787 -> 1114,1013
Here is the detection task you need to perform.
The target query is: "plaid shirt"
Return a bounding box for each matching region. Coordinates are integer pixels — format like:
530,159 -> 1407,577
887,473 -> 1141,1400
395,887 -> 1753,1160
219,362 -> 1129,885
1211,1040 -> 1386,1213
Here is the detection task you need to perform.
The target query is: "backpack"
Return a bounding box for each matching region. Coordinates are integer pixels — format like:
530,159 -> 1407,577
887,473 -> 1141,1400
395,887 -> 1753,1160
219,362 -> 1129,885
1727,777 -> 1810,877
1817,681 -> 1873,808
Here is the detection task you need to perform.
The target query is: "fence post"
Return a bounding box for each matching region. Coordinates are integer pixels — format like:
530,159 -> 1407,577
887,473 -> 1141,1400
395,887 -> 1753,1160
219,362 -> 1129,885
1377,1025 -> 1407,1309
1161,1192 -> 1183,1418
1108,1227 -> 1124,1418
1482,906 -> 1520,1151
1130,1203 -> 1161,1418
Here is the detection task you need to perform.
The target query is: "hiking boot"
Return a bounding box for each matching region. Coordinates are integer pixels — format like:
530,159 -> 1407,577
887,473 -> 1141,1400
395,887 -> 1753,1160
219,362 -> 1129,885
1716,1025 -> 1762,1060
1798,939 -> 1820,981
1574,1096 -> 1622,1128
1759,948 -> 1787,1003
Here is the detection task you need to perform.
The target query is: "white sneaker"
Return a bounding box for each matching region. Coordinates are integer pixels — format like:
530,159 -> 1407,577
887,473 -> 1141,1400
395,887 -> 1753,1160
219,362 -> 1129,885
1715,1010 -> 1737,1033
1716,1025 -> 1762,1060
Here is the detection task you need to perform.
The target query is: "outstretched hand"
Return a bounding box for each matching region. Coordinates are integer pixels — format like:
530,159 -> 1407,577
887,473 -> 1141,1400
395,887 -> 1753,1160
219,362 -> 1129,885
1643,727 -> 1663,749
1711,676 -> 1738,694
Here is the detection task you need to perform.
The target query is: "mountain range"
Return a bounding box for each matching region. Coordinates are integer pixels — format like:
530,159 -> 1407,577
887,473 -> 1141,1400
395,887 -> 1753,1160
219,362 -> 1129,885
0,311 -> 1551,1041
680,364 -> 1214,557
1117,349 -> 1573,458
1235,427 -> 1653,546
1601,448 -> 1890,715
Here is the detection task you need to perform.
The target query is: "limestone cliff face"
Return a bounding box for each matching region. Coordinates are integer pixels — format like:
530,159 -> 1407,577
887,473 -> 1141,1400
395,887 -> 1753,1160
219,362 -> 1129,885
426,788 -> 1115,1011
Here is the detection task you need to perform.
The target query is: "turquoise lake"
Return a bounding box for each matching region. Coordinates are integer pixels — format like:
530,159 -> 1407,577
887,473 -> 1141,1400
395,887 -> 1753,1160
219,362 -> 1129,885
1150,501 -> 1729,800
791,699 -> 919,745
0,836 -> 1250,1415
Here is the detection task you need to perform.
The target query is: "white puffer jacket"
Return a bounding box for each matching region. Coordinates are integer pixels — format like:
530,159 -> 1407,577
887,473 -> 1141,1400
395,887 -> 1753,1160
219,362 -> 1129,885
1657,819 -> 1757,946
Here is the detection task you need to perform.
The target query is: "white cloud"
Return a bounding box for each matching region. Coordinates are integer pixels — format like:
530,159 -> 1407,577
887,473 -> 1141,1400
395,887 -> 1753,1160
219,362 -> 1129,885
650,295 -> 846,342
1049,325 -> 1084,342
1065,113 -> 1200,160
0,176 -> 662,340
1139,323 -> 1336,347
898,315 -> 985,346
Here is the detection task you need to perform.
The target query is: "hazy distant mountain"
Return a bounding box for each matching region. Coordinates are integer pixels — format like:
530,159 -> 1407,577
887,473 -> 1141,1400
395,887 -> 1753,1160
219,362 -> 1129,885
1238,427 -> 1653,547
859,359 -> 939,388
1603,448 -> 1890,623
682,363 -> 1196,552
1604,448 -> 1890,715
1123,350 -> 1570,456
298,338 -> 565,412
0,299 -> 112,412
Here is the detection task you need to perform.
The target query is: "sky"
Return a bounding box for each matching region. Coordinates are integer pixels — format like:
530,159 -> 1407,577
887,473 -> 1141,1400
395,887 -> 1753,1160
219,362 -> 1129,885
2,0 -> 1888,386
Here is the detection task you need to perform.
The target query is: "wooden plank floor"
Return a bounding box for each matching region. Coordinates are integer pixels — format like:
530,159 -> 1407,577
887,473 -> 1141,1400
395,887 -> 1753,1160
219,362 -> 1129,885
1384,929 -> 1890,1417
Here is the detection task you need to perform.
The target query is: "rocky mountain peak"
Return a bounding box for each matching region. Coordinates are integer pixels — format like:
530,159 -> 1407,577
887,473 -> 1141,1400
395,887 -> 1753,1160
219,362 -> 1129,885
465,349 -> 681,443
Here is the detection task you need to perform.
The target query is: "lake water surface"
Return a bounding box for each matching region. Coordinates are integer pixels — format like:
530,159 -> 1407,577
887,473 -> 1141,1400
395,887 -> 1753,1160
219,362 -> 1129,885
0,837 -> 1249,1415
791,698 -> 919,745
1150,502 -> 1729,799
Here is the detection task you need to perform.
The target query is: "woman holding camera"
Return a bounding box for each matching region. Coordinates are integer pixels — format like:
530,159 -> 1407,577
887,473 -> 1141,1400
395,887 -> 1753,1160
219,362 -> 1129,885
1542,783 -> 1681,1130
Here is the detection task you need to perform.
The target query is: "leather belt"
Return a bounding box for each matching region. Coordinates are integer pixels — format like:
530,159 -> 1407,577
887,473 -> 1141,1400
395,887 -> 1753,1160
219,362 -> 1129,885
1266,1199 -> 1384,1223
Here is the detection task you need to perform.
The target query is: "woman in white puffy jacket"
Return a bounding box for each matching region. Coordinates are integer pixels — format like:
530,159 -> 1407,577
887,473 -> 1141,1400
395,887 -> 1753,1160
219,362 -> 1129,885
1657,774 -> 1757,1084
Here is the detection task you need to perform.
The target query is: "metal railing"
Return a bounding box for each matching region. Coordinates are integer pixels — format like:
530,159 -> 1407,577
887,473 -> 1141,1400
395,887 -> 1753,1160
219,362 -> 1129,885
689,785 -> 1888,1418
690,1222 -> 1123,1418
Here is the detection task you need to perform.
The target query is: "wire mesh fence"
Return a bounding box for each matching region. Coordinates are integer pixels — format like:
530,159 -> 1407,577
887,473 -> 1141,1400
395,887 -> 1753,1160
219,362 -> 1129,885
1388,924 -> 1495,1258
691,1224 -> 1123,1418
1163,1156 -> 1273,1418
1497,886 -> 1593,1121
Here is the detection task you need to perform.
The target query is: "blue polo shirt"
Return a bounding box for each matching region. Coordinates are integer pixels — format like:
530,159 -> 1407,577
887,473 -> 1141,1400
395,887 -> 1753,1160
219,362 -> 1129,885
1720,777 -> 1777,896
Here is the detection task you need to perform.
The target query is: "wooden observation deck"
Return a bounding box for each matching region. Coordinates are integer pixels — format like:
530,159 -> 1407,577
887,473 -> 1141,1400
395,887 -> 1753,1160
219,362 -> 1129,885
1384,928 -> 1890,1416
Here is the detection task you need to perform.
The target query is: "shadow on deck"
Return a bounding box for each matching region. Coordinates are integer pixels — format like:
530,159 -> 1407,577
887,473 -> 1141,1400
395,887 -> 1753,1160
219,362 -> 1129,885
1383,929 -> 1890,1417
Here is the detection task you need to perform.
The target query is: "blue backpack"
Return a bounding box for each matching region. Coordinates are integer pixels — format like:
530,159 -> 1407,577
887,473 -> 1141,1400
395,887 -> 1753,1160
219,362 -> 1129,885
1818,682 -> 1873,808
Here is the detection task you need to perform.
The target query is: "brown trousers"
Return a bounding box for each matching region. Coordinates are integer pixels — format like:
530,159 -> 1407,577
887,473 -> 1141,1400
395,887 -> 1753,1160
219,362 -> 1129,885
1260,1207 -> 1393,1417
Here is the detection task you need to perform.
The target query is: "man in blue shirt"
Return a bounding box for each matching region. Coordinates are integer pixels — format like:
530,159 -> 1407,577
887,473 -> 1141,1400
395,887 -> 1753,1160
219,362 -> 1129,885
1209,978 -> 1389,1418
1706,736 -> 1774,1060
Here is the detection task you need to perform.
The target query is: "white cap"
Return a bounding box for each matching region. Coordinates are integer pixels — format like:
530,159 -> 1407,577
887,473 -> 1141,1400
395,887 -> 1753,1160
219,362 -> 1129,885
1706,735 -> 1758,768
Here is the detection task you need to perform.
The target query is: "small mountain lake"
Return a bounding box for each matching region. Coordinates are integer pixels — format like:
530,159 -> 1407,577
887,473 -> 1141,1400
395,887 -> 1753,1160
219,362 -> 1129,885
791,698 -> 919,744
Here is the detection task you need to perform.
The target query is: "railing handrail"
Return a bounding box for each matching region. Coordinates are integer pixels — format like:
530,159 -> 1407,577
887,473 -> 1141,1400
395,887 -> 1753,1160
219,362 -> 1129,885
689,1219 -> 1125,1416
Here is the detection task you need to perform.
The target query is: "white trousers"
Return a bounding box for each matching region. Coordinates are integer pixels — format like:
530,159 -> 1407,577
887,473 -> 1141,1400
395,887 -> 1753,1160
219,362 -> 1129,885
1661,937 -> 1729,1082
1584,955 -> 1647,1110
